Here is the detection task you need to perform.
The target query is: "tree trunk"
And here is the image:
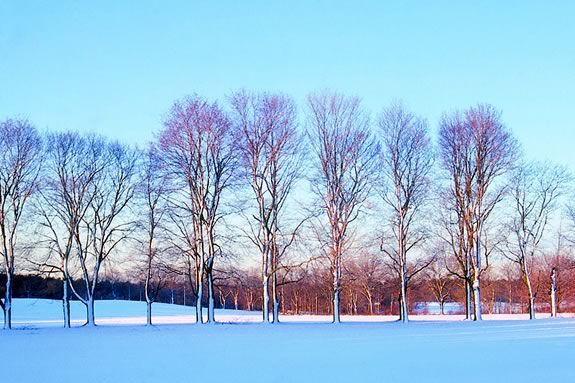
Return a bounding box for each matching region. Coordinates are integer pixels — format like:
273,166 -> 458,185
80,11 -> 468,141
332,252 -> 341,324
472,236 -> 483,321
400,267 -> 409,323
62,278 -> 71,328
508,282 -> 513,314
333,288 -> 340,323
4,271 -> 13,329
366,291 -> 374,315
262,275 -> 270,323
522,261 -> 536,320
86,297 -> 96,326
207,271 -> 215,324
550,268 -> 557,318
472,275 -> 482,321
144,267 -> 152,326
465,265 -> 472,320
146,300 -> 152,326
196,278 -> 203,324
272,272 -> 280,323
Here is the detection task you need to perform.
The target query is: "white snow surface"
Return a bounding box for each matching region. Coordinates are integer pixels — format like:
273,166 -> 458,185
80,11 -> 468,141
2,299 -> 575,382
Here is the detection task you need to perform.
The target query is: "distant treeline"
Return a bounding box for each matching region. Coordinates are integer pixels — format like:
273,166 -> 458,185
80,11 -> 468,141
0,274 -> 181,304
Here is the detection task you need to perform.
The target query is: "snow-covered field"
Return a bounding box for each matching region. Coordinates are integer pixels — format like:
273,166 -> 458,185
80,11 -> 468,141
2,299 -> 575,382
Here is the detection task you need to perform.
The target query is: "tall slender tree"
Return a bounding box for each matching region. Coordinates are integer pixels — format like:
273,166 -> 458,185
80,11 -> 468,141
378,103 -> 434,322
439,104 -> 517,320
231,90 -> 303,323
307,91 -> 378,323
0,118 -> 42,329
159,95 -> 236,324
437,111 -> 473,319
139,146 -> 169,325
34,132 -> 104,328
505,161 -> 569,319
66,138 -> 139,326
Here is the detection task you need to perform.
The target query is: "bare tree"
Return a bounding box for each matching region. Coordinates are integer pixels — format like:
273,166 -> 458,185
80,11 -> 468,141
377,103 -> 434,322
550,266 -> 558,317
166,208 -> 202,321
437,111 -> 473,319
438,195 -> 473,318
439,105 -> 516,320
33,132 -> 104,328
138,146 -> 170,325
230,90 -> 304,323
307,91 -> 378,323
65,138 -> 139,326
159,95 -> 236,324
347,253 -> 384,315
426,254 -> 455,315
0,118 -> 42,329
504,161 -> 569,319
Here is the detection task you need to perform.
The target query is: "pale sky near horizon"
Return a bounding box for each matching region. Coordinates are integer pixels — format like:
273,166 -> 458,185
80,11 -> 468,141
1,1 -> 574,169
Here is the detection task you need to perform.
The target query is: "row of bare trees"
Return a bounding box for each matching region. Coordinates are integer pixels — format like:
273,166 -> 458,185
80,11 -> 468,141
212,253 -> 575,317
2,90 -> 575,329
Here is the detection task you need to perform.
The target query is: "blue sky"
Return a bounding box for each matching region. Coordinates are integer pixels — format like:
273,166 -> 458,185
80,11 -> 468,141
1,1 -> 574,167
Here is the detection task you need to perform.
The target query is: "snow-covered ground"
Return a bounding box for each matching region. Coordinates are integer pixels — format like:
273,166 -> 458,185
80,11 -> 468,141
8,298 -> 257,326
8,298 -> 574,327
2,299 -> 575,382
